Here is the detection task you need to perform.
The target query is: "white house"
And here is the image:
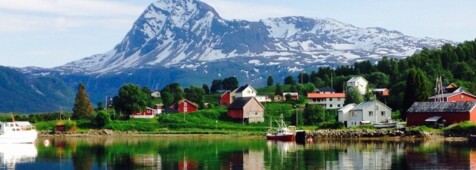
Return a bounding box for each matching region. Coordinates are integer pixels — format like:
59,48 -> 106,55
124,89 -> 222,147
307,92 -> 346,109
234,85 -> 257,98
338,103 -> 357,126
255,95 -> 272,103
346,100 -> 392,127
346,76 -> 368,95
151,91 -> 161,98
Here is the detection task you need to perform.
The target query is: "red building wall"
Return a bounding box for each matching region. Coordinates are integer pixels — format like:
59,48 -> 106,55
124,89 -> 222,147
178,101 -> 198,113
406,112 -> 471,127
448,94 -> 476,102
220,92 -> 232,105
228,109 -> 244,119
132,109 -> 154,116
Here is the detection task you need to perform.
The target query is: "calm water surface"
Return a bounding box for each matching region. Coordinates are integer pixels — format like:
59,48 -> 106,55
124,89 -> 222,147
3,136 -> 476,169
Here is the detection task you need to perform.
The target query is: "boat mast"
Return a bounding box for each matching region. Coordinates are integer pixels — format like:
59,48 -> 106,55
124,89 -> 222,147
10,113 -> 15,122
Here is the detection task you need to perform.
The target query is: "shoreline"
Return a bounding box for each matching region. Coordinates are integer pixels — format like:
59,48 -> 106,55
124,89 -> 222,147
38,129 -> 471,142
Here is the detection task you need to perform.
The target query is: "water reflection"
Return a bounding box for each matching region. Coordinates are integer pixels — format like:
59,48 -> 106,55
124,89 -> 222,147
23,136 -> 476,170
0,144 -> 37,169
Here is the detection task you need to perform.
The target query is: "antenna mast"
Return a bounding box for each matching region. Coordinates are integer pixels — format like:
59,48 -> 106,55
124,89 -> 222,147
434,76 -> 444,102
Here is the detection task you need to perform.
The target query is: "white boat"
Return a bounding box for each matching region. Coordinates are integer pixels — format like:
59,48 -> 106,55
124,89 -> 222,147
0,121 -> 38,143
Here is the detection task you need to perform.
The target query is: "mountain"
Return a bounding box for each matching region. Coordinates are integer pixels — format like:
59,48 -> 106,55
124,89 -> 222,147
55,0 -> 452,76
0,66 -> 74,113
11,0 -> 455,112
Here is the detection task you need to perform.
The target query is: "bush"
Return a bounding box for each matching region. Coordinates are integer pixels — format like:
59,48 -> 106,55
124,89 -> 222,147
407,125 -> 440,133
316,121 -> 344,129
64,120 -> 77,131
444,121 -> 476,135
93,111 -> 111,128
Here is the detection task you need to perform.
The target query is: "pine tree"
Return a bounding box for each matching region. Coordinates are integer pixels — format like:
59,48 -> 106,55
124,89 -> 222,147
72,83 -> 94,120
267,76 -> 274,87
202,84 -> 210,94
275,84 -> 283,96
402,69 -> 431,119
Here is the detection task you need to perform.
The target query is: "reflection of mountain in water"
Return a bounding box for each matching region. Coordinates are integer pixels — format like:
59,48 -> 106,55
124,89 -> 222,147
0,144 -> 37,169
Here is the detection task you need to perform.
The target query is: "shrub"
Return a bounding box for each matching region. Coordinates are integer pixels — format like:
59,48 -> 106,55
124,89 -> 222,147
93,110 -> 111,128
316,121 -> 344,129
444,121 -> 476,135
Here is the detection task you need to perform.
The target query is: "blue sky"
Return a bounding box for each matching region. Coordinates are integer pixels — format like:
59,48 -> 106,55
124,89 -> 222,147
1,0 -> 475,68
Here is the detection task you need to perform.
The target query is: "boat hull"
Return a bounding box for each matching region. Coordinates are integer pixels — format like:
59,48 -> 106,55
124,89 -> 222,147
0,131 -> 37,144
266,134 -> 295,141
374,123 -> 397,129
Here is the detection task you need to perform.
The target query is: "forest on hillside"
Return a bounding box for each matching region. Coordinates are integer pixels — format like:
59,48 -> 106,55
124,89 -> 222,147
289,39 -> 476,118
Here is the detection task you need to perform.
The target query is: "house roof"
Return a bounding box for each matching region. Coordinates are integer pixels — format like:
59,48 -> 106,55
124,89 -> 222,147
220,90 -> 231,97
307,93 -> 345,98
373,88 -> 388,92
425,116 -> 442,122
350,100 -> 392,111
228,97 -> 263,109
347,76 -> 368,83
235,84 -> 252,93
338,103 -> 357,112
428,91 -> 476,100
316,87 -> 335,92
407,102 -> 476,113
177,99 -> 199,107
283,92 -> 299,96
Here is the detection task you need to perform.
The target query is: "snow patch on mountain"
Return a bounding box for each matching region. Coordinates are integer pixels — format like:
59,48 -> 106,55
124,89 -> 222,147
53,0 -> 454,75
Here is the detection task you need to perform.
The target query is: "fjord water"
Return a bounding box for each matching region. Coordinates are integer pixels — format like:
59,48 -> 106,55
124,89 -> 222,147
3,136 -> 476,169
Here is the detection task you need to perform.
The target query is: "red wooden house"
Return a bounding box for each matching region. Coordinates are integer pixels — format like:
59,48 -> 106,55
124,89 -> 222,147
219,91 -> 233,106
428,91 -> 476,102
406,102 -> 476,127
170,99 -> 199,113
131,108 -> 155,118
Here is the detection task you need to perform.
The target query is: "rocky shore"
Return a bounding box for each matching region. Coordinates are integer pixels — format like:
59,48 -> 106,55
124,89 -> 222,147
38,129 -> 468,141
306,129 -> 467,141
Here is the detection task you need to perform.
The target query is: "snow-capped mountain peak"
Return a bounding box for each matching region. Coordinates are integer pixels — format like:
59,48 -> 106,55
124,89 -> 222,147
57,0 -> 453,75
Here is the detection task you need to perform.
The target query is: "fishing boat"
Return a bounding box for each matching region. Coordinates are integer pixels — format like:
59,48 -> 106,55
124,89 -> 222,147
0,121 -> 38,143
266,114 -> 295,141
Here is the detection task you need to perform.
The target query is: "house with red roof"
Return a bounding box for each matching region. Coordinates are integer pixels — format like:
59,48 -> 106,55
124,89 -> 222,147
307,92 -> 346,109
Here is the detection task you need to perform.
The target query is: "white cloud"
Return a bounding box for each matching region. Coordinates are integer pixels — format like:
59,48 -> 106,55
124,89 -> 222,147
0,0 -> 146,32
0,0 -> 144,17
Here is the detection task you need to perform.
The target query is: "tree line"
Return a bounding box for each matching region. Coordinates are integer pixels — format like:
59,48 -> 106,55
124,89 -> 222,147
274,40 -> 476,119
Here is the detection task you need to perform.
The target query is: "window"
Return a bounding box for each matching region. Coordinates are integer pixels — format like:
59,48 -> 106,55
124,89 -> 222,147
338,104 -> 341,107
381,111 -> 385,116
369,111 -> 373,116
330,104 -> 333,108
330,98 -> 333,101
